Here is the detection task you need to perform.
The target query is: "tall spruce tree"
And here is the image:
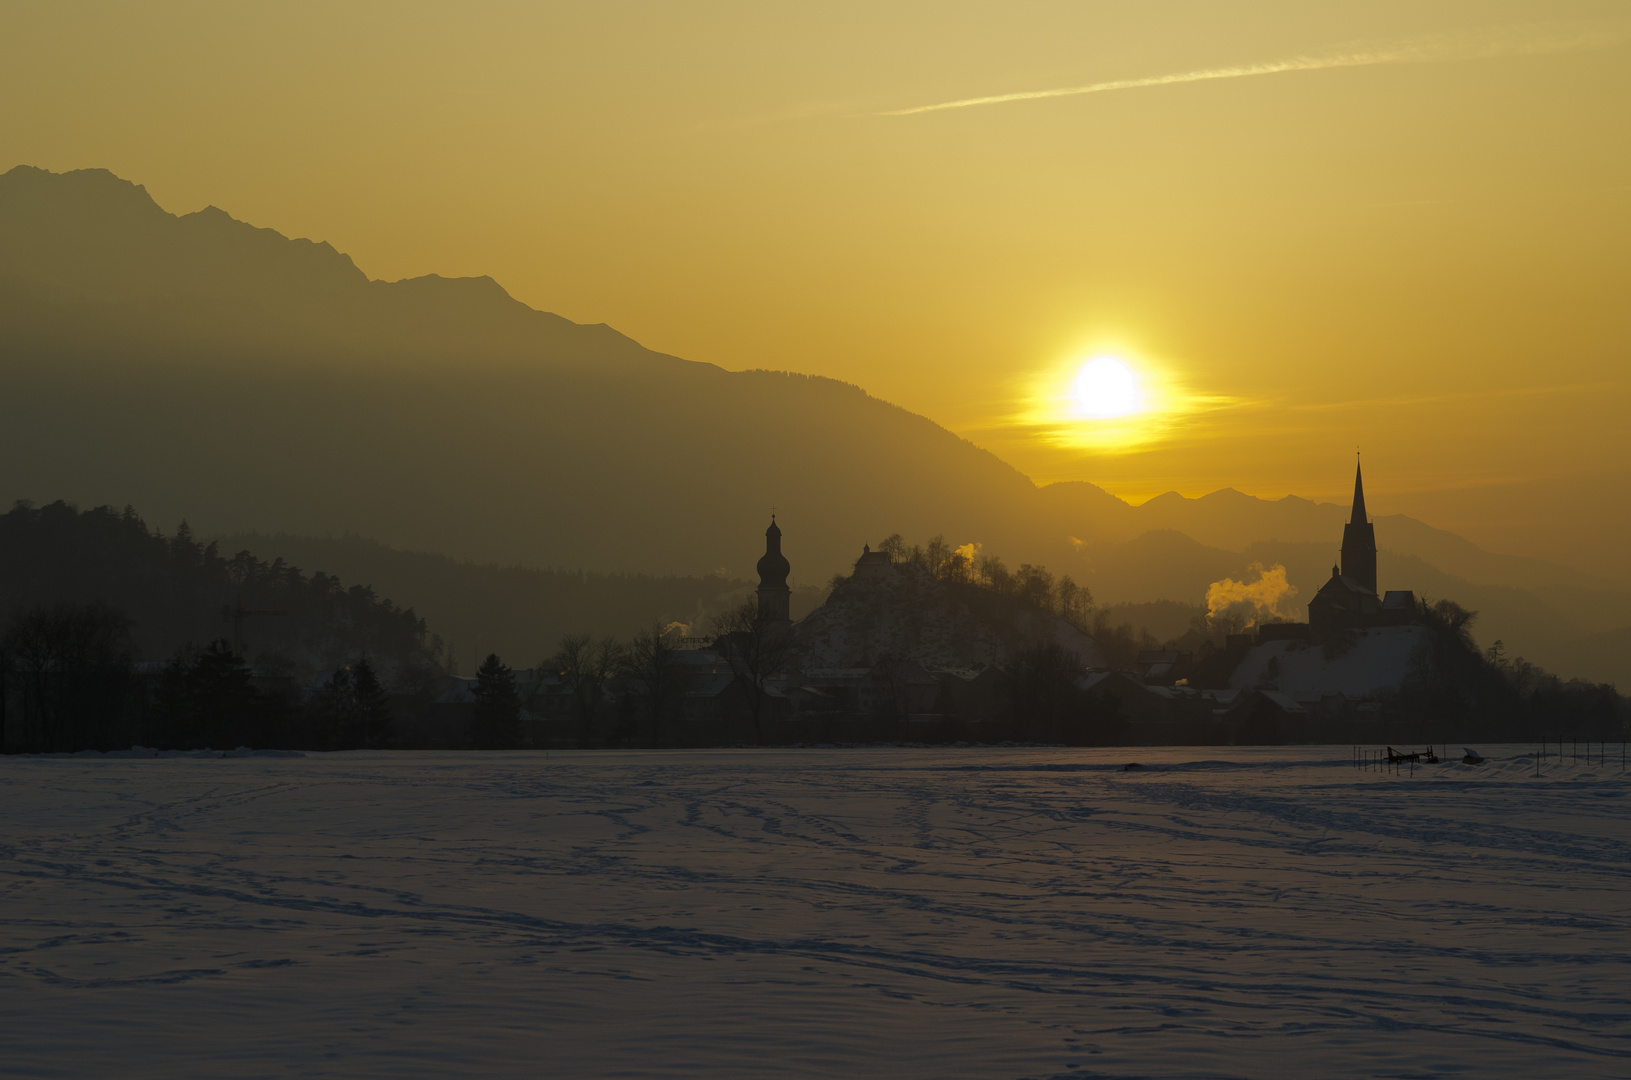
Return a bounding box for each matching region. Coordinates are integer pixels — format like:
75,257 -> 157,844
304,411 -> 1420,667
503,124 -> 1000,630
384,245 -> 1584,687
147,640 -> 271,750
316,665 -> 356,750
351,658 -> 394,749
473,653 -> 521,750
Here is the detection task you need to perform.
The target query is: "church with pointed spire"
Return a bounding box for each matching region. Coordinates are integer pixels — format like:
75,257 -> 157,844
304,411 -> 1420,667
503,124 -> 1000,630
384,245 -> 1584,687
1306,462 -> 1418,640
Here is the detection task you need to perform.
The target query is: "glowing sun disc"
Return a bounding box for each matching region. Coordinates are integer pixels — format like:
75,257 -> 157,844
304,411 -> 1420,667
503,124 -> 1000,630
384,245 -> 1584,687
1073,356 -> 1141,419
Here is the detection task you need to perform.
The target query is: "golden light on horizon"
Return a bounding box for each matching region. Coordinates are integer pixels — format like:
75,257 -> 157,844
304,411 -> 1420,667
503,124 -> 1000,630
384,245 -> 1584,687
997,343 -> 1253,460
0,3 -> 1626,569
1009,347 -> 1182,453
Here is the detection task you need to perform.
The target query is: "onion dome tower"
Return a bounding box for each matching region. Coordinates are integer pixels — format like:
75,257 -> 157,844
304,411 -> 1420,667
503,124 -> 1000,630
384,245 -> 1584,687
756,516 -> 792,627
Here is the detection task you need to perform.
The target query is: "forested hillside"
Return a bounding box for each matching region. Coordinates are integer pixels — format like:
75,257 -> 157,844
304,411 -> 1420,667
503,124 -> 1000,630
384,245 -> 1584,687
212,532 -> 769,671
0,501 -> 442,681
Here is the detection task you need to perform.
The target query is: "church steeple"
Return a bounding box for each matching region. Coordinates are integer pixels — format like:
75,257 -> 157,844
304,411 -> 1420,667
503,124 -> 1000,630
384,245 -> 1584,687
755,515 -> 792,626
1340,459 -> 1377,595
1350,459 -> 1368,525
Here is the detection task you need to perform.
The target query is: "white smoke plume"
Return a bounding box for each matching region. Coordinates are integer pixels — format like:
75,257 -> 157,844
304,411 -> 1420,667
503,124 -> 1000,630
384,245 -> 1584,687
1206,563 -> 1299,629
881,24 -> 1624,116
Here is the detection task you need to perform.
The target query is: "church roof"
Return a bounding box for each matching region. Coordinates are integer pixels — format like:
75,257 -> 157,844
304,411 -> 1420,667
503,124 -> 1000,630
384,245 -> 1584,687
1311,574 -> 1377,601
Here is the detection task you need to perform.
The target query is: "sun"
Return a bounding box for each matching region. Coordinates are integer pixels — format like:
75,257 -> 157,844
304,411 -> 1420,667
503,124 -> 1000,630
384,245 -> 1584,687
1011,345 -> 1194,454
1072,356 -> 1143,419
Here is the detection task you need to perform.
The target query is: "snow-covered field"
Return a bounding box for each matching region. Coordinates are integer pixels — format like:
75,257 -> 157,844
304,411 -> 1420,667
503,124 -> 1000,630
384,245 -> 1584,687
2,747 -> 1628,1079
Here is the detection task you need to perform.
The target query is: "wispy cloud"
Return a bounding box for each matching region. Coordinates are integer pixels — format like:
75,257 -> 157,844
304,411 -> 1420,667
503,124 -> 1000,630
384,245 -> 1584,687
881,24 -> 1626,117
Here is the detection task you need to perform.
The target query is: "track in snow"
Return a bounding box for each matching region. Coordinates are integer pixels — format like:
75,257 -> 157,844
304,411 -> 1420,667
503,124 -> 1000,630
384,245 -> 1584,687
1,746 -> 1626,1078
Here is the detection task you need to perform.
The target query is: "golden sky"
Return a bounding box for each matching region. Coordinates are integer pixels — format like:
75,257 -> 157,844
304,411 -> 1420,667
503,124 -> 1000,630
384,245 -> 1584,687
3,1 -> 1628,568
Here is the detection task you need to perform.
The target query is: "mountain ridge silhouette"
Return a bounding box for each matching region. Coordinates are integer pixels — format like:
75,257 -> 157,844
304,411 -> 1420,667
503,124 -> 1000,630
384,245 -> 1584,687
2,164 -> 1624,683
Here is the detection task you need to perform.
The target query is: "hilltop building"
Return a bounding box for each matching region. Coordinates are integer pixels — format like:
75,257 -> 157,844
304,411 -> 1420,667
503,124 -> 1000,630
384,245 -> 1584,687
1197,460 -> 1435,740
1306,462 -> 1418,640
853,543 -> 893,580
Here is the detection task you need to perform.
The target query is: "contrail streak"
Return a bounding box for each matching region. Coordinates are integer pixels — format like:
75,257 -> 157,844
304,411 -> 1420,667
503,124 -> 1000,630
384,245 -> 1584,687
881,27 -> 1622,116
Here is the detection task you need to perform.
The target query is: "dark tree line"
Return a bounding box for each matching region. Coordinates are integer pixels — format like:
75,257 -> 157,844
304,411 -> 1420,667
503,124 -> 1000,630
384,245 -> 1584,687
310,658 -> 395,750
539,599 -> 792,748
212,531 -> 747,675
0,603 -> 136,753
1384,599 -> 1625,745
0,500 -> 450,753
1003,642 -> 1126,745
0,601 -> 410,752
544,621 -> 709,749
0,500 -> 445,679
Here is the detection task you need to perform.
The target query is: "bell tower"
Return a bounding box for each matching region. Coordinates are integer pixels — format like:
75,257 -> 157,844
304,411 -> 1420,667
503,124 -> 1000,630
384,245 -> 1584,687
756,516 -> 792,627
1340,460 -> 1377,594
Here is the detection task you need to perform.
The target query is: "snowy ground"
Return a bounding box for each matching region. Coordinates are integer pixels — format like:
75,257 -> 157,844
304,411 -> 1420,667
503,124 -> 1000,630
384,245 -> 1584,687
1229,626 -> 1430,698
2,747 -> 1628,1079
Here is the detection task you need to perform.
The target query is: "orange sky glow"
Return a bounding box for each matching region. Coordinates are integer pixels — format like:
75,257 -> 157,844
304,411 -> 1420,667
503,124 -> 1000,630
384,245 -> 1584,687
2,1 -> 1627,571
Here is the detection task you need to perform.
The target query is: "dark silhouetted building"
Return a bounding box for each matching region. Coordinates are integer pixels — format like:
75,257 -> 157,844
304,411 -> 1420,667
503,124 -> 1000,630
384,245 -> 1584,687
1307,462 -> 1417,640
1340,461 -> 1378,594
756,516 -> 792,627
852,543 -> 893,579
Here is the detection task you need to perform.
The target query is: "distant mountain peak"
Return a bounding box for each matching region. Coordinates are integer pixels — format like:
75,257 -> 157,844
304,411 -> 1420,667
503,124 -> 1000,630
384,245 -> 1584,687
0,163 -> 704,374
1,164 -> 171,225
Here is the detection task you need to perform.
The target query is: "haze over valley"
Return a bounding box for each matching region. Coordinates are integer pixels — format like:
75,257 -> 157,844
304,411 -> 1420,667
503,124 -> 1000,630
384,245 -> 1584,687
3,164 -> 1627,685
5,7 -> 1630,1077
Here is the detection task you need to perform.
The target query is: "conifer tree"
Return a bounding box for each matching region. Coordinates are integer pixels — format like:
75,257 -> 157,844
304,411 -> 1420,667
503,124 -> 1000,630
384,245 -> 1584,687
317,664 -> 356,750
473,653 -> 521,750
190,639 -> 267,748
148,640 -> 269,750
351,658 -> 394,749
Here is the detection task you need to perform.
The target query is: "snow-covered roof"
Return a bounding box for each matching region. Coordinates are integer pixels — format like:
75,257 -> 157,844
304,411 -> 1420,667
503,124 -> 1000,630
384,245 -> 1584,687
1077,671 -> 1149,694
1314,574 -> 1377,599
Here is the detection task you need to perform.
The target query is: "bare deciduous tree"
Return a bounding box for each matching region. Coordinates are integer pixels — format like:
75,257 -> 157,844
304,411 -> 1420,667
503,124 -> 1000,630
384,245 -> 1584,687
710,598 -> 795,745
1057,575 -> 1093,630
623,622 -> 691,746
549,633 -> 623,748
1014,563 -> 1055,610
3,603 -> 134,753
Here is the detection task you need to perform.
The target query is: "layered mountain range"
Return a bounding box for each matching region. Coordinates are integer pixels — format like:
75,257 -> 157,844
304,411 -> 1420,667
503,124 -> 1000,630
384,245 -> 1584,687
2,165 -> 1625,685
